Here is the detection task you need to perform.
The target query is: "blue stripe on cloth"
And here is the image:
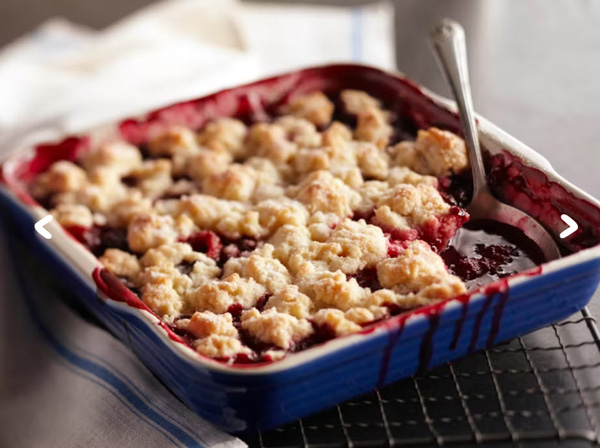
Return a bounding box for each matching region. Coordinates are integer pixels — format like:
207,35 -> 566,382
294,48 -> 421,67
8,240 -> 205,448
70,340 -> 206,444
50,291 -> 205,444
51,352 -> 186,448
351,7 -> 363,62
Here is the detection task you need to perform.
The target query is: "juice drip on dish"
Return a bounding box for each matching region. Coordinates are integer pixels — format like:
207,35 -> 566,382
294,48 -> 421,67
377,318 -> 406,388
467,289 -> 496,353
487,283 -> 510,347
449,295 -> 470,350
418,308 -> 441,371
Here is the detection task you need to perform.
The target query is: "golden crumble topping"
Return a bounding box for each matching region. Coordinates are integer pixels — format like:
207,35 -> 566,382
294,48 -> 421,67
187,149 -> 232,182
33,161 -> 87,197
50,203 -> 94,228
185,273 -> 266,314
376,240 -> 462,294
387,166 -> 437,188
275,116 -> 323,148
194,334 -> 252,359
74,168 -> 129,214
290,170 -> 361,217
147,127 -> 200,177
107,194 -> 154,227
373,183 -> 451,231
312,308 -> 362,336
202,164 -> 257,202
247,123 -> 296,164
223,244 -> 291,294
390,127 -> 469,177
31,89 -> 474,364
140,242 -> 207,268
129,159 -> 173,198
290,219 -> 388,275
296,267 -> 370,312
241,308 -> 313,350
340,89 -> 382,115
186,311 -> 238,339
353,141 -> 390,180
255,198 -> 308,234
285,92 -> 334,127
355,106 -> 393,149
345,306 -> 387,324
98,248 -> 141,279
127,213 -> 180,253
148,126 -> 198,158
265,285 -> 313,319
81,142 -> 142,175
269,224 -> 312,265
140,275 -> 183,321
197,118 -> 248,158
322,121 -> 353,147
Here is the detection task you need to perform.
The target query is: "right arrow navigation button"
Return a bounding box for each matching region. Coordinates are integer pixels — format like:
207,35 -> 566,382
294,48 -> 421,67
560,214 -> 578,239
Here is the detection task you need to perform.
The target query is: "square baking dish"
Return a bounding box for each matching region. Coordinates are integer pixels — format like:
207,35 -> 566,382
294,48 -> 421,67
2,64 -> 600,433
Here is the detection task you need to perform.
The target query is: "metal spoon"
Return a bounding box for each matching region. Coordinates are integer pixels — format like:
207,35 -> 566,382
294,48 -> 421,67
428,19 -> 560,262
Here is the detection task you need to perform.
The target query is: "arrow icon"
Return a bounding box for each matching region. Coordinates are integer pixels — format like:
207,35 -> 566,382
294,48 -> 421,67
560,214 -> 578,239
35,215 -> 53,240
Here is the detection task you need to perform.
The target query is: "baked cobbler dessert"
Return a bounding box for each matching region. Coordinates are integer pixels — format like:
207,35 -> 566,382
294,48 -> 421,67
30,89 -> 543,364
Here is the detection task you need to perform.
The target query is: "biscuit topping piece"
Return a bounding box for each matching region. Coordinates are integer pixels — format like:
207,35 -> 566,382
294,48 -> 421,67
241,308 -> 314,350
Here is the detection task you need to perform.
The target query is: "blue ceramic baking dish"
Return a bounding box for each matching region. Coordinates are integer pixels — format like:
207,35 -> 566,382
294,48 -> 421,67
2,64 -> 600,433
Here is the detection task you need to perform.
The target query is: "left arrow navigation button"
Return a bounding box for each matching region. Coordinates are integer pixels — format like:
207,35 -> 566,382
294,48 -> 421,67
35,215 -> 53,239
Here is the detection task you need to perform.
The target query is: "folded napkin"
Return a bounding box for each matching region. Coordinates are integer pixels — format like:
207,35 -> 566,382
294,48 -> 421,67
0,1 -> 395,446
0,222 -> 245,448
0,0 -> 259,152
0,0 -> 395,155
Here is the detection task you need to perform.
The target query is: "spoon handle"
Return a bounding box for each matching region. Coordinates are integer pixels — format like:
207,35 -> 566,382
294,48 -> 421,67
429,19 -> 489,198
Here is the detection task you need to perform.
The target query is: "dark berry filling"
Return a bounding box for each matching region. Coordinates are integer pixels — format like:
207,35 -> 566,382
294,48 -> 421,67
418,206 -> 470,253
377,206 -> 470,254
348,267 -> 382,291
442,219 -> 546,290
438,172 -> 473,207
183,231 -> 222,259
292,322 -> 338,352
175,261 -> 195,276
351,207 -> 375,222
121,174 -> 138,187
217,238 -> 263,267
169,317 -> 196,346
65,225 -> 128,256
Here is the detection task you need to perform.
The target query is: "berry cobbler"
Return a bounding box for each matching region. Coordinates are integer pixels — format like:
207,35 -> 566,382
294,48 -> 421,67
30,89 -> 540,364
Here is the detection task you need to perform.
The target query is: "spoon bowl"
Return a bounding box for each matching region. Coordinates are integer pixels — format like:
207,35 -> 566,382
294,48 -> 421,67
429,19 -> 561,262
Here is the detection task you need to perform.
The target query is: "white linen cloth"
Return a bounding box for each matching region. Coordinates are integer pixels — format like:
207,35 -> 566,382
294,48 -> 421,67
0,1 -> 395,446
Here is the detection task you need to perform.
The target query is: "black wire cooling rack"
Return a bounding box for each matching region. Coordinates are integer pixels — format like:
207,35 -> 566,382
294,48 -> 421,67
243,307 -> 600,448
